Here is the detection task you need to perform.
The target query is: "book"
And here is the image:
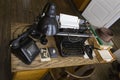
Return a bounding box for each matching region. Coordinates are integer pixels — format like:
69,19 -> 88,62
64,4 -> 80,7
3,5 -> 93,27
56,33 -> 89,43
98,50 -> 113,62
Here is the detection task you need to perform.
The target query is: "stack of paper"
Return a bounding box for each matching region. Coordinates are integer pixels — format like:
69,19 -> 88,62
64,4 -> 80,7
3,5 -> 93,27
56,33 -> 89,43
60,13 -> 80,29
98,50 -> 113,62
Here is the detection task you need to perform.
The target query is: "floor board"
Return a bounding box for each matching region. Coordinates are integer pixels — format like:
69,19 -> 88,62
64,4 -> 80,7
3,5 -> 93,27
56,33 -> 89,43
11,0 -> 48,24
0,0 -> 11,80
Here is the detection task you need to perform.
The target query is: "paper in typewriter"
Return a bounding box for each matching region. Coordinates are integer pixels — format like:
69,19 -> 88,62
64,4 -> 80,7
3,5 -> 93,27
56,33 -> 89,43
60,13 -> 79,29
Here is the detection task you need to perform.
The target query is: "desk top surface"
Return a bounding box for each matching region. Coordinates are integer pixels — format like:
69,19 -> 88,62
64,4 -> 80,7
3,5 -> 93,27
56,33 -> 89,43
11,23 -> 99,72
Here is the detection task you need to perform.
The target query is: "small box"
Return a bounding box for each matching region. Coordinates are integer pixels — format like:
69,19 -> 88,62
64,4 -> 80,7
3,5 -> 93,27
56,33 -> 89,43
48,47 -> 58,58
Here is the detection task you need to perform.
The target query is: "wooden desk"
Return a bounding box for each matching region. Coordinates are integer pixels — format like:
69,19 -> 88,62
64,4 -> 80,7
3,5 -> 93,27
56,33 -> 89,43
11,23 -> 99,72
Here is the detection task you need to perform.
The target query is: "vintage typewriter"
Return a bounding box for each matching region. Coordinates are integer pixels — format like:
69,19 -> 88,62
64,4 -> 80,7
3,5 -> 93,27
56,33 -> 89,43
55,24 -> 93,58
55,14 -> 94,59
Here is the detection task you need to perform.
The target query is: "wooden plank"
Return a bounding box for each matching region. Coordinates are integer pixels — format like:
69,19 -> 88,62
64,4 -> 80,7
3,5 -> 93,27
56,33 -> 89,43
11,23 -> 99,72
73,0 -> 84,9
13,69 -> 49,80
79,0 -> 90,11
0,0 -> 11,80
73,0 -> 90,12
